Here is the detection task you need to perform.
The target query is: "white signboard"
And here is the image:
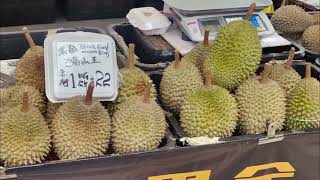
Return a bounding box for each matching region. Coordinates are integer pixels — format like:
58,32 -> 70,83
44,32 -> 118,102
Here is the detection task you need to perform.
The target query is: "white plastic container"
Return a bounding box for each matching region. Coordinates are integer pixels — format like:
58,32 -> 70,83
126,7 -> 172,35
44,31 -> 119,103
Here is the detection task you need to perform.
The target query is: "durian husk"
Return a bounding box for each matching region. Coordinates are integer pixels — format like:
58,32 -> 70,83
0,105 -> 50,166
111,95 -> 167,154
46,102 -> 63,125
16,46 -> 45,93
302,25 -> 320,53
52,96 -> 111,160
0,85 -> 45,116
271,5 -> 314,33
312,13 -> 320,25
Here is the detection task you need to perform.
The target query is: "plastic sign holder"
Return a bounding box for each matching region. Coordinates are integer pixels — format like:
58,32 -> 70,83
44,31 -> 118,102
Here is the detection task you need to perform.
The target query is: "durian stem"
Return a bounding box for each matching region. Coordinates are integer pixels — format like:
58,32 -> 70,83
203,29 -> 210,47
285,47 -> 295,69
143,80 -> 153,103
21,92 -> 29,112
84,82 -> 94,105
174,50 -> 181,69
22,27 -> 36,49
260,63 -> 272,83
128,44 -> 135,70
245,3 -> 256,21
305,63 -> 311,79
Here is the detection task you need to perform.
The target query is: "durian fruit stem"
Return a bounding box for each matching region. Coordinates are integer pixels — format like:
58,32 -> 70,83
22,27 -> 36,49
174,50 -> 181,69
203,29 -> 210,47
21,92 -> 30,112
143,80 -> 153,103
305,63 -> 311,79
285,47 -> 295,69
260,63 -> 272,83
245,3 -> 256,20
128,44 -> 135,70
84,82 -> 95,105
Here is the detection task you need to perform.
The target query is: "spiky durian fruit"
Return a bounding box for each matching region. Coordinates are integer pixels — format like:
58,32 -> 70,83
16,27 -> 45,93
46,102 -> 63,125
236,64 -> 287,134
286,64 -> 320,130
271,5 -> 314,33
180,73 -> 238,138
207,4 -> 261,90
112,81 -> 167,154
0,85 -> 45,115
302,25 -> 320,53
108,44 -> 156,116
312,13 -> 320,25
268,48 -> 301,96
52,83 -> 111,160
183,29 -> 213,76
0,93 -> 50,166
160,50 -> 203,114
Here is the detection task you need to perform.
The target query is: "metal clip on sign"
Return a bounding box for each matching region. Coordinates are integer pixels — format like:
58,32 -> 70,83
258,122 -> 284,145
0,167 -> 17,179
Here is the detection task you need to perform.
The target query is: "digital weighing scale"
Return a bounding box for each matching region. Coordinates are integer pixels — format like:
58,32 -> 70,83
163,0 -> 276,42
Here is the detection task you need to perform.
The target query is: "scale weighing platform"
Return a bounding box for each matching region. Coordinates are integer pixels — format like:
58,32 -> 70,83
161,0 -> 291,55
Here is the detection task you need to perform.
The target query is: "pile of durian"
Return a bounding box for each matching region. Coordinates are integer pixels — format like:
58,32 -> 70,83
271,4 -> 320,53
0,28 -> 167,167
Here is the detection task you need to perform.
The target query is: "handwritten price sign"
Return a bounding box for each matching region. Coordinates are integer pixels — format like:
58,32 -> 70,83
45,32 -> 118,102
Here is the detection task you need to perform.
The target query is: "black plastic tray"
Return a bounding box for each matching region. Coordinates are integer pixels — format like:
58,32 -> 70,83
166,61 -> 320,146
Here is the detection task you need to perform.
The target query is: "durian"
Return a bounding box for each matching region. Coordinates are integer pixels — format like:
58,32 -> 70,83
0,85 -> 45,115
302,25 -> 320,53
268,48 -> 301,96
180,72 -> 238,138
112,81 -> 167,154
46,102 -> 63,125
52,83 -> 111,160
16,27 -> 45,93
183,29 -> 213,76
236,63 -> 286,134
271,5 -> 314,33
312,13 -> 320,25
207,4 -> 261,90
286,63 -> 320,130
0,93 -> 50,166
160,50 -> 203,114
109,44 -> 156,115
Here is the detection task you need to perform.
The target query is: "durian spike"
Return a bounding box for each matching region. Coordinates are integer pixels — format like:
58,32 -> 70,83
143,80 -> 153,103
84,82 -> 94,105
245,3 -> 256,20
174,50 -> 181,69
305,63 -> 311,79
21,92 -> 30,112
203,29 -> 210,47
128,44 -> 135,70
285,47 -> 295,69
22,27 -> 36,49
260,63 -> 272,83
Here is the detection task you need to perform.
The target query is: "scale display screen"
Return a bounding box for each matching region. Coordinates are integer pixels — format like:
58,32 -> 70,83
198,17 -> 222,34
224,15 -> 268,32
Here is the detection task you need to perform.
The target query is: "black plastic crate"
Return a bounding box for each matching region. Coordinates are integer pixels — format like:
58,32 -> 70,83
0,0 -> 56,27
136,0 -> 164,10
64,0 -> 135,21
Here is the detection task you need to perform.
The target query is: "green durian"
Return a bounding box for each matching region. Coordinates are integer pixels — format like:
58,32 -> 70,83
268,48 -> 301,96
183,29 -> 213,77
52,83 -> 111,160
0,85 -> 45,115
302,25 -> 320,53
271,5 -> 314,33
236,64 -> 287,134
112,81 -> 167,154
109,44 -> 156,116
160,50 -> 203,114
180,73 -> 238,138
286,64 -> 320,130
16,27 -> 45,93
0,93 -> 50,166
207,18 -> 261,90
